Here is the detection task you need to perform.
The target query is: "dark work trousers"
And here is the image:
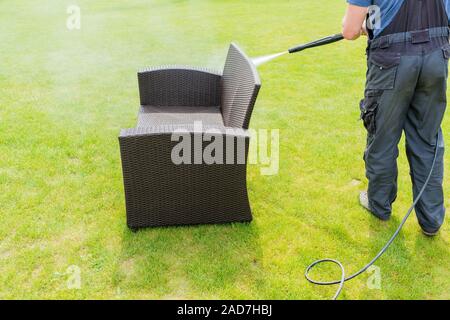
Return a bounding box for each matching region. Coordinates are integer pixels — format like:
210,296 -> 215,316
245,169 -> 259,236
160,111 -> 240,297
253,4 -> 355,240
361,33 -> 450,233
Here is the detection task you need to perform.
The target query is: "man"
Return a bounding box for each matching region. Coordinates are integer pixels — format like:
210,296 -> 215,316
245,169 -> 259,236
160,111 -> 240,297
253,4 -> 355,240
342,0 -> 450,236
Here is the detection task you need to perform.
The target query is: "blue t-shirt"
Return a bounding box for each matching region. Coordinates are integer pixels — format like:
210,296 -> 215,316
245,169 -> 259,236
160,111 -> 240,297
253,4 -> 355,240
347,0 -> 450,38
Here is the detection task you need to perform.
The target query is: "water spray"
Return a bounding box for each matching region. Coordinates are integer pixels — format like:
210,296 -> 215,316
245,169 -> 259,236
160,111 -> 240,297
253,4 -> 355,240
252,33 -> 344,66
250,32 -> 440,300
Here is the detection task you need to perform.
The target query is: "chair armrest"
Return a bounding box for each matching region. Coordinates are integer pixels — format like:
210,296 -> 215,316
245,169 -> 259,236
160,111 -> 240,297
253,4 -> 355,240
137,66 -> 222,107
119,125 -> 250,164
119,125 -> 250,139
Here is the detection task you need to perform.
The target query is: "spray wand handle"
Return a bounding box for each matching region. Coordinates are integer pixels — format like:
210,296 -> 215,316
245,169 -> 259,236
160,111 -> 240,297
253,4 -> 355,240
288,33 -> 344,54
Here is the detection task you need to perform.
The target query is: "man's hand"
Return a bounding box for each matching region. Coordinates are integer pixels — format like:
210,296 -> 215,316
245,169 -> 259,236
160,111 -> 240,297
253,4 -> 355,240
342,4 -> 369,40
361,20 -> 368,36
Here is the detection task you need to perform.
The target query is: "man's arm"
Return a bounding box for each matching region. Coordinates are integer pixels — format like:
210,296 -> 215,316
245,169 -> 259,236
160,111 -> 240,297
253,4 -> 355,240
342,4 -> 369,40
445,0 -> 450,26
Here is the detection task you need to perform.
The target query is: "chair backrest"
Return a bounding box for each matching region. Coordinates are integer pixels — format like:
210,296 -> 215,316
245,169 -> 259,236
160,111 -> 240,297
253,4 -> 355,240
138,67 -> 222,107
221,43 -> 261,129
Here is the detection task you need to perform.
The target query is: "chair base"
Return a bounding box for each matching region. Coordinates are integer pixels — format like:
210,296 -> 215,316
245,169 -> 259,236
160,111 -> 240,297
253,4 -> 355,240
127,216 -> 252,231
127,210 -> 253,229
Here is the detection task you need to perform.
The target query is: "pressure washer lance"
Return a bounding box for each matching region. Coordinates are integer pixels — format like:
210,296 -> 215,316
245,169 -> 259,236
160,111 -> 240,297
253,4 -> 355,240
288,33 -> 345,53
252,34 -> 345,66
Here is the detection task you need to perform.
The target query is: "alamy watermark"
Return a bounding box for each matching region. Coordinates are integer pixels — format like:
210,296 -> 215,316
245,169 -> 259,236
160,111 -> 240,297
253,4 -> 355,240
171,121 -> 279,176
66,5 -> 81,30
55,265 -> 81,289
367,5 -> 381,31
366,265 -> 381,290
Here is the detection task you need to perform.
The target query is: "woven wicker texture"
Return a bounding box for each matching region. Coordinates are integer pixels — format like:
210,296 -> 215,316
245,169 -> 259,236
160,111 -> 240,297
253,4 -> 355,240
119,43 -> 261,229
138,67 -> 221,107
221,43 -> 261,129
119,130 -> 251,228
137,105 -> 224,127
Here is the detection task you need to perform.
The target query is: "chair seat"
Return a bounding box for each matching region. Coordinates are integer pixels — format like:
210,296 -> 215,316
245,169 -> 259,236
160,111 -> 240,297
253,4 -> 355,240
137,105 -> 224,127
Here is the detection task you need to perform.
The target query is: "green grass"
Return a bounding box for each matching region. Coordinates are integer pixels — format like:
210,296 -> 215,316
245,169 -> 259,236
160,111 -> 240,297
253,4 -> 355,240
0,0 -> 448,300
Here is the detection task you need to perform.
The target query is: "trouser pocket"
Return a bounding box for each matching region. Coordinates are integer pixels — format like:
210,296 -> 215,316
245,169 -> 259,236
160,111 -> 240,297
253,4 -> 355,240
366,51 -> 401,90
360,90 -> 383,136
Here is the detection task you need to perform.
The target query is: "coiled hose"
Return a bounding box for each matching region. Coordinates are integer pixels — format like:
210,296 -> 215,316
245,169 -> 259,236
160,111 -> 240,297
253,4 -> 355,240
305,134 -> 440,300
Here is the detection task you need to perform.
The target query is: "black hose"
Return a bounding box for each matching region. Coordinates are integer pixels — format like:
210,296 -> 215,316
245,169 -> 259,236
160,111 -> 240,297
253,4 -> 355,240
305,133 -> 440,300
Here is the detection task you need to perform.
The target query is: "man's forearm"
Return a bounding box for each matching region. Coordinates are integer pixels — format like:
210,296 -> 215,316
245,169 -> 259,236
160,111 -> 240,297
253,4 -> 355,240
342,4 -> 369,40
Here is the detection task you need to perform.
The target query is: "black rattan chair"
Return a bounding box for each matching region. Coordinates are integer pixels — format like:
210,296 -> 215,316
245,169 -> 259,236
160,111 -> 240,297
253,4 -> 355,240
119,43 -> 261,230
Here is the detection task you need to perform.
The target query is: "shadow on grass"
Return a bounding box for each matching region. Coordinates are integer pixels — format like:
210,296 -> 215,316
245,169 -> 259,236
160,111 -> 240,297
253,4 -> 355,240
113,222 -> 263,299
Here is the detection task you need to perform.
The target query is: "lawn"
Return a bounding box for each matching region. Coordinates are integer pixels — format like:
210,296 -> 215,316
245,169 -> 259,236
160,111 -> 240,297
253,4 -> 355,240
0,0 -> 448,300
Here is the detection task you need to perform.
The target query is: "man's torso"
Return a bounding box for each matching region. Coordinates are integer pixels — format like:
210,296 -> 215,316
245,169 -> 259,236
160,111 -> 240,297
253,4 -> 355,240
348,0 -> 450,38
